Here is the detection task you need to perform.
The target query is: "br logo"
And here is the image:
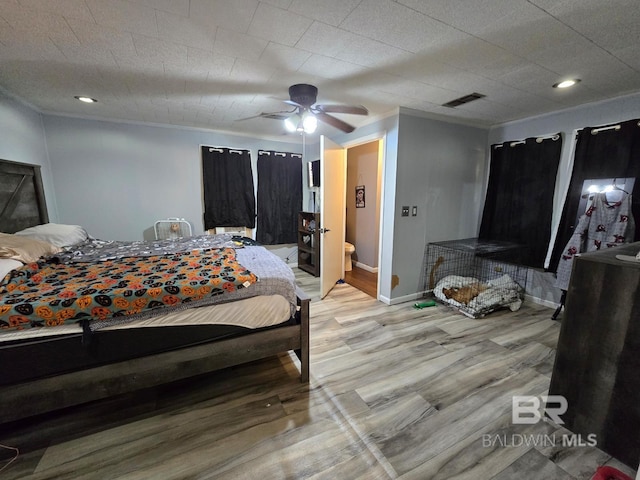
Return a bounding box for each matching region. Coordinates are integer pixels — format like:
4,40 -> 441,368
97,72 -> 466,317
512,395 -> 567,424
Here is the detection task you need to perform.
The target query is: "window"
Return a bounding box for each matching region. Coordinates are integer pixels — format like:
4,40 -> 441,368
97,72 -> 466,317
201,147 -> 255,230
479,135 -> 562,268
256,150 -> 302,245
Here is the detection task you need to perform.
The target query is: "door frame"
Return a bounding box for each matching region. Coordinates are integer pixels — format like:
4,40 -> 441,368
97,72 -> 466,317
341,131 -> 387,301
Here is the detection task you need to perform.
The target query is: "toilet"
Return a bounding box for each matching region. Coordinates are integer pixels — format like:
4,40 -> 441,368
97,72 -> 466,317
344,242 -> 356,271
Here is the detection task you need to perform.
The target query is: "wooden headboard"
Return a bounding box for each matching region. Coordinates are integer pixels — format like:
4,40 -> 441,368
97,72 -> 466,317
0,159 -> 49,233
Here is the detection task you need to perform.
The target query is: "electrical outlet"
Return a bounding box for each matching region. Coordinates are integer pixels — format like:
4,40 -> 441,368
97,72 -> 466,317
402,206 -> 409,216
412,206 -> 417,216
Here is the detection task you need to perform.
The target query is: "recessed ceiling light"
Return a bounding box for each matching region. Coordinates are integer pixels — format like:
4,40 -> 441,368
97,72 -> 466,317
74,96 -> 97,103
553,79 -> 581,89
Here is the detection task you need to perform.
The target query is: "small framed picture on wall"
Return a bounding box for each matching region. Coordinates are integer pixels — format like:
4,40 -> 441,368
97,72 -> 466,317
356,185 -> 365,208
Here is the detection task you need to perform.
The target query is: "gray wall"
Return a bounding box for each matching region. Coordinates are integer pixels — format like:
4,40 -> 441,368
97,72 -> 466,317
334,109 -> 488,303
41,114 -> 306,241
392,110 -> 488,302
0,90 -> 58,222
9,86 -> 639,306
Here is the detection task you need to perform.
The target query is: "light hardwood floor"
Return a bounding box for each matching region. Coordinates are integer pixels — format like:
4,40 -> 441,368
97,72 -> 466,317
1,272 -> 636,479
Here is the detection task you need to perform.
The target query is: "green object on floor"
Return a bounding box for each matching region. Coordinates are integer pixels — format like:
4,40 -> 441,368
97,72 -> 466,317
414,300 -> 436,309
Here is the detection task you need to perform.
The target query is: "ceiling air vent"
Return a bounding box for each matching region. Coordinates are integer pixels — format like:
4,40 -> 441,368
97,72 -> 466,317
443,92 -> 486,108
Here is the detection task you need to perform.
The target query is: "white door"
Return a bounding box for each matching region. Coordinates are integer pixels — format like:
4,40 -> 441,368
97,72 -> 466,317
320,136 -> 346,298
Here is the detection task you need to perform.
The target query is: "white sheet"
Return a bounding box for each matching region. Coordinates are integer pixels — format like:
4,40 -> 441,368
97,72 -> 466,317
0,294 -> 293,343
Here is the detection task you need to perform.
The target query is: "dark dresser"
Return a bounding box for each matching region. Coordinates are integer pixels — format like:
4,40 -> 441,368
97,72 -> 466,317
549,241 -> 640,467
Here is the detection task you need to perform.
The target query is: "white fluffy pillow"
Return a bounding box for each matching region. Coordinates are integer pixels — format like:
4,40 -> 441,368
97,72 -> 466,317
0,233 -> 61,263
0,258 -> 22,281
14,223 -> 89,248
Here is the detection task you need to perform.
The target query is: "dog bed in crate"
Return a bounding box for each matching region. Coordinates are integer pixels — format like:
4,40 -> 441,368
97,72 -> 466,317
433,274 -> 523,318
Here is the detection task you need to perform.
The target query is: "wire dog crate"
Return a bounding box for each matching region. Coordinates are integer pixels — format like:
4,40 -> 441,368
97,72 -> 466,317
422,238 -> 528,317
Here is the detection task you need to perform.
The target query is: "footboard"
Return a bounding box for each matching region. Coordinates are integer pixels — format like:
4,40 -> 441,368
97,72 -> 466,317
0,289 -> 310,424
294,286 -> 310,383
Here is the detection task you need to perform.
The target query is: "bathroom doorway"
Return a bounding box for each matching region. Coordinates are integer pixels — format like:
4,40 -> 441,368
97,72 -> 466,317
344,138 -> 383,298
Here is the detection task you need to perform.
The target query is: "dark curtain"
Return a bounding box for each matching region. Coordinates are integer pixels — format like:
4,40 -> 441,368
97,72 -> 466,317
479,134 -> 562,268
202,147 -> 255,230
549,118 -> 640,271
256,150 -> 302,245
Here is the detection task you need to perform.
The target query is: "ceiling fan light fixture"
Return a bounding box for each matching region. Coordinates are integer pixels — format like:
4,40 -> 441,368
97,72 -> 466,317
284,111 -> 317,134
284,114 -> 300,132
245,83 -> 366,134
302,111 -> 317,133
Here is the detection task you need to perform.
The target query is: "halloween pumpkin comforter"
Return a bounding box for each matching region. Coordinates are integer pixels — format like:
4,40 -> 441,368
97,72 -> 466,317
0,247 -> 257,332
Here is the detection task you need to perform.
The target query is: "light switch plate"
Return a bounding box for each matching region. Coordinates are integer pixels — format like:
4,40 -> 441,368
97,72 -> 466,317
401,206 -> 409,216
412,206 -> 417,216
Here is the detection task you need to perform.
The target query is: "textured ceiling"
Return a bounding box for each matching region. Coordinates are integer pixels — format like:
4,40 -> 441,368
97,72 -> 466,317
1,0 -> 639,139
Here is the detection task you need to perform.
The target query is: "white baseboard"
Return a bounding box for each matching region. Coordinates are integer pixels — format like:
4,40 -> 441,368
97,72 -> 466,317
378,295 -> 391,305
353,261 -> 378,273
382,292 -> 423,305
525,294 -> 559,309
382,292 -> 558,310
287,262 -> 298,268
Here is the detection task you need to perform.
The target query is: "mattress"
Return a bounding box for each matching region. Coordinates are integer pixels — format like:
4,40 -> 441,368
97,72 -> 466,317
0,293 -> 293,343
0,237 -> 297,338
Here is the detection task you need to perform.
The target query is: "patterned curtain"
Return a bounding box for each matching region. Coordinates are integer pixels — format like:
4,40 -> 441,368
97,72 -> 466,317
479,134 -> 562,268
201,147 -> 255,230
256,150 -> 302,245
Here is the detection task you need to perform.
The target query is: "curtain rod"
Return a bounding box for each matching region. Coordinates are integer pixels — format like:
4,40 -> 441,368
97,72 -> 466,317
258,150 -> 302,158
201,145 -> 250,154
590,124 -> 621,135
580,120 -> 640,135
493,133 -> 560,149
209,148 -> 246,154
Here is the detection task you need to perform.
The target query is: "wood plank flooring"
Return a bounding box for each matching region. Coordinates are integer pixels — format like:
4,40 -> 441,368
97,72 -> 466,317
345,266 -> 378,298
1,272 -> 636,479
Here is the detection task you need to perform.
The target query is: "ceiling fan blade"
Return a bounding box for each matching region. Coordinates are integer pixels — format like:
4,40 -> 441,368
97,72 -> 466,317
315,111 -> 355,133
235,113 -> 266,121
314,104 -> 368,115
283,99 -> 303,108
236,110 -> 294,122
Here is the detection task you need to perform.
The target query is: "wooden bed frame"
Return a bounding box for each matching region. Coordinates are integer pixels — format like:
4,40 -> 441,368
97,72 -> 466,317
0,158 -> 310,425
0,291 -> 309,424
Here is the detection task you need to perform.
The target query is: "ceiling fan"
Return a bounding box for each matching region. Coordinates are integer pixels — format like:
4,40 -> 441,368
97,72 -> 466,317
243,84 -> 368,134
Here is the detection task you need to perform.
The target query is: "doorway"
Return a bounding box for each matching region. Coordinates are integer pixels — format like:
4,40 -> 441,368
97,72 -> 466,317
313,133 -> 385,301
344,139 -> 383,298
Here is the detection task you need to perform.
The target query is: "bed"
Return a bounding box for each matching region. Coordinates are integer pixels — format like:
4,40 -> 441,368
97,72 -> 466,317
0,160 -> 309,425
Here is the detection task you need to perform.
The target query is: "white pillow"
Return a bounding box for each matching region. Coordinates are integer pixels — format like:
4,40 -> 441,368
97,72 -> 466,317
0,258 -> 22,281
14,223 -> 89,248
0,233 -> 61,263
